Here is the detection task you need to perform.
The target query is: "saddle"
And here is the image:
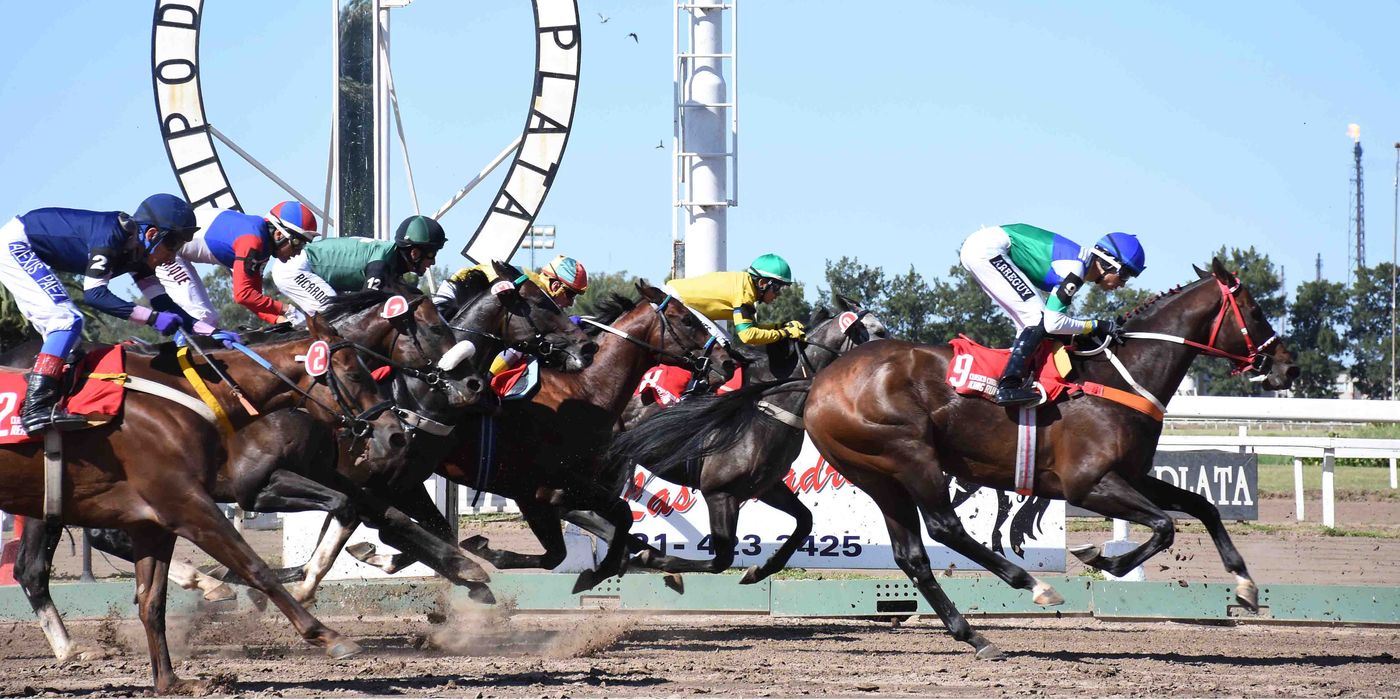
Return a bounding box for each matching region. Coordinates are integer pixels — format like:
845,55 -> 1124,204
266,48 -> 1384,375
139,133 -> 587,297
634,364 -> 742,408
0,346 -> 127,445
946,334 -> 1164,421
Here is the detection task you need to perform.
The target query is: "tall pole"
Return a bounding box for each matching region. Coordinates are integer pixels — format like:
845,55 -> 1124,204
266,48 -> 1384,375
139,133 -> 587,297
683,0 -> 729,276
1391,143 -> 1398,400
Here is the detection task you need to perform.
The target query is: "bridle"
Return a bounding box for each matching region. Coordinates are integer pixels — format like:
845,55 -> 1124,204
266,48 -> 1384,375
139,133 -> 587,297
794,309 -> 871,377
1117,277 -> 1277,377
580,294 -> 731,383
227,338 -> 394,441
449,282 -> 574,366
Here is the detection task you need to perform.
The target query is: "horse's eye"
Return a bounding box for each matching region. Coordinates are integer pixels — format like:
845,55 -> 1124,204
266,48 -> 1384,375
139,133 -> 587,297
429,324 -> 448,337
347,372 -> 367,384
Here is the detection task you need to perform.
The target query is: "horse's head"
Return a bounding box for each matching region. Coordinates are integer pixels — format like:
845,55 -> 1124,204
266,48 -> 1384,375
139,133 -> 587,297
818,294 -> 890,344
1192,257 -> 1298,391
448,261 -> 598,373
304,313 -> 408,471
634,279 -> 739,386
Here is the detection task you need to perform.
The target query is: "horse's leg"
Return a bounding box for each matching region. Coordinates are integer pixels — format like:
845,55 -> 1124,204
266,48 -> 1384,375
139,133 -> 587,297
347,492 -> 496,603
166,495 -> 361,659
631,490 -> 740,575
840,467 -> 1001,659
563,509 -> 664,558
739,484 -> 812,584
1135,476 -> 1259,611
462,498 -> 572,570
897,460 -> 1062,606
128,524 -> 192,695
1065,471 -> 1176,578
237,470 -> 362,604
571,493 -> 636,594
16,521 -> 92,662
347,484 -> 458,573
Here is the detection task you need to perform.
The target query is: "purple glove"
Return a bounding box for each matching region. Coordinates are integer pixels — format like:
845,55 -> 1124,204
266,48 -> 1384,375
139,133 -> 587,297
150,311 -> 184,336
210,329 -> 242,348
569,315 -> 583,326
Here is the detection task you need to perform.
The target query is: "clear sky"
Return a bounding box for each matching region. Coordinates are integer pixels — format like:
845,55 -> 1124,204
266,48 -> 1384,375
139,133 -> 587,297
1,1 -> 1397,302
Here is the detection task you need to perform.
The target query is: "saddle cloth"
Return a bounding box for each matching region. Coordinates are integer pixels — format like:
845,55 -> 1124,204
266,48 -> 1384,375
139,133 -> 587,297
0,345 -> 126,445
634,364 -> 742,408
490,358 -> 541,401
946,334 -> 1075,404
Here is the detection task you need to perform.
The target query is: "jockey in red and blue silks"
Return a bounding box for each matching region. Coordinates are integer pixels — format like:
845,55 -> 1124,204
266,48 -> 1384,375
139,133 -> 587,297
156,201 -> 316,326
0,194 -> 237,432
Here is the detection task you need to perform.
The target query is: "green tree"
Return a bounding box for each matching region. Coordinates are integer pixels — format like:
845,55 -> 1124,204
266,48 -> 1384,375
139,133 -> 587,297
1347,262 -> 1394,398
1288,279 -> 1347,398
574,270 -> 642,317
819,256 -> 885,310
755,281 -> 813,326
928,265 -> 1014,347
1193,246 -> 1287,396
199,267 -> 262,329
882,266 -> 940,343
1076,285 -> 1155,320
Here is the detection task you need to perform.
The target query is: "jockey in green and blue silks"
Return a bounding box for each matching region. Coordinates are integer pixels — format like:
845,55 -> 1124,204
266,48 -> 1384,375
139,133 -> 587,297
0,194 -> 233,432
960,224 -> 1145,406
272,215 -> 445,316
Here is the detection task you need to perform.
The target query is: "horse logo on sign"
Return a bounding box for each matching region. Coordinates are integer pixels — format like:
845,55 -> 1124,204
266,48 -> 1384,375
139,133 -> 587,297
304,340 -> 330,378
381,295 -> 410,319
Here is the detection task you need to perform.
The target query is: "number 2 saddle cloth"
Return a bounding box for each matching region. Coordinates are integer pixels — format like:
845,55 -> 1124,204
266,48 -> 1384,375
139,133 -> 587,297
0,345 -> 126,445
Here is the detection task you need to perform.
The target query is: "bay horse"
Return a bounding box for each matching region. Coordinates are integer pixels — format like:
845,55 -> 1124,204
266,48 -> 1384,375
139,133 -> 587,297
0,314 -> 398,693
15,287 -> 508,662
322,281 -> 739,593
803,259 -> 1297,659
603,296 -> 887,583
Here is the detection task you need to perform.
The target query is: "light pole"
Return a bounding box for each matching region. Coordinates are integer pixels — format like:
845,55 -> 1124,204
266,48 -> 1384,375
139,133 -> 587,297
521,225 -> 556,271
1391,143 -> 1398,399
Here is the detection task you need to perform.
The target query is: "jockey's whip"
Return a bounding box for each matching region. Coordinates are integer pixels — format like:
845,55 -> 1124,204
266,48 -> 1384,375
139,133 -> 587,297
175,332 -> 260,416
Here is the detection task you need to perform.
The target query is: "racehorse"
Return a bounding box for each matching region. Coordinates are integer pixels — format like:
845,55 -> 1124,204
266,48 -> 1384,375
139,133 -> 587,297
322,281 -> 740,593
0,314 -> 395,693
602,296 -> 887,583
803,259 -> 1298,659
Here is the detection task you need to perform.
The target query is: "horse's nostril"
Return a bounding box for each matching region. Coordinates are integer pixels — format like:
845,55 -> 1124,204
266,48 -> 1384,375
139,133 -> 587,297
583,342 -> 598,357
465,376 -> 484,394
1286,365 -> 1300,379
389,432 -> 408,448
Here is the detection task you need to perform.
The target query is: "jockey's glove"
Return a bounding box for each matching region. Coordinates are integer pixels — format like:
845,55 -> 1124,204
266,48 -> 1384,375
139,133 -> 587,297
210,330 -> 243,349
1090,317 -> 1125,345
149,311 -> 185,336
782,319 -> 806,340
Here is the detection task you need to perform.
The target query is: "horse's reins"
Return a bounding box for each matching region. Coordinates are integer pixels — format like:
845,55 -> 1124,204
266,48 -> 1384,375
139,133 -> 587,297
579,299 -> 726,381
794,309 -> 871,378
226,340 -> 391,438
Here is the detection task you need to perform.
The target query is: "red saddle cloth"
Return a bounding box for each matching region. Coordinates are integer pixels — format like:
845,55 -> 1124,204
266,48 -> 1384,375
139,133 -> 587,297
0,345 -> 127,445
634,364 -> 742,408
946,334 -> 1074,403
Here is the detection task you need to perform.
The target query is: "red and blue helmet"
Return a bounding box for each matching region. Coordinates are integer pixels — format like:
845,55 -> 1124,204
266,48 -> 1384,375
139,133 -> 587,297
540,255 -> 588,293
1092,232 -> 1146,277
267,201 -> 318,243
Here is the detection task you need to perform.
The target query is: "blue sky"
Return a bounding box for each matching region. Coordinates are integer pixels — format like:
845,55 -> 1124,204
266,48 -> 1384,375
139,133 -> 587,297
1,1 -> 1397,304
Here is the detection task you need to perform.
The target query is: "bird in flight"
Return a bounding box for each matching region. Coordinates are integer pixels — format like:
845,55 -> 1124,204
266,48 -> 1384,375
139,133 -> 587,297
597,12 -> 609,23
655,140 -> 664,149
627,32 -> 639,43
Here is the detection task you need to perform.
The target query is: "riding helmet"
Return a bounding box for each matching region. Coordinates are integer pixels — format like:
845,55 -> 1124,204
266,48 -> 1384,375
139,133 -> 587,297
540,255 -> 589,293
1092,232 -> 1146,277
747,253 -> 794,285
394,215 -> 447,250
267,201 -> 319,242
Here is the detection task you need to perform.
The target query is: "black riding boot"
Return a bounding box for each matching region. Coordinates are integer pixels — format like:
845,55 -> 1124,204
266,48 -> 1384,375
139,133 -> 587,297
20,354 -> 85,434
994,324 -> 1048,407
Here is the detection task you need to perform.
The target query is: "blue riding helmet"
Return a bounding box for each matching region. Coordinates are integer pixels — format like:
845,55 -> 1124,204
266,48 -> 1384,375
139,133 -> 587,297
1091,232 -> 1146,277
133,194 -> 200,253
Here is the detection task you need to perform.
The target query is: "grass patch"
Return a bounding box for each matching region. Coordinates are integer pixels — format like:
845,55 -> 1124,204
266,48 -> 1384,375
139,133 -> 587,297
1257,462 -> 1400,500
768,568 -> 886,581
459,512 -> 527,528
1067,516 -> 1400,539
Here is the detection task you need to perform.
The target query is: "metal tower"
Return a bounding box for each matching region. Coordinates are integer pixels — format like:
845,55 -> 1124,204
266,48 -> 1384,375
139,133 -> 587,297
1350,123 -> 1366,271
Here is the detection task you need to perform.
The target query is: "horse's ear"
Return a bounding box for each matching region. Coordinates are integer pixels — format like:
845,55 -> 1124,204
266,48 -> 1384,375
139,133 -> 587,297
636,281 -> 666,305
1193,263 -> 1210,279
1210,257 -> 1237,286
491,259 -> 520,281
835,293 -> 861,312
809,305 -> 832,326
306,312 -> 330,339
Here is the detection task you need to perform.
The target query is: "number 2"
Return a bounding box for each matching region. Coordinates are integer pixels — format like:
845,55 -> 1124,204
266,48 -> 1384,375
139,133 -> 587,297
0,392 -> 18,437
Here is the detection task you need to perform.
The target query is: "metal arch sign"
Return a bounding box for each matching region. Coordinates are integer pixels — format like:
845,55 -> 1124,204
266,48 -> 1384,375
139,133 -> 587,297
151,1 -> 242,213
461,0 -> 581,265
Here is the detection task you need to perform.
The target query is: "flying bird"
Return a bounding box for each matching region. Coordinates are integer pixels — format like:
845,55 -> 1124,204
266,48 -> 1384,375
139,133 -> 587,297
627,32 -> 639,43
597,12 -> 609,23
655,140 -> 664,149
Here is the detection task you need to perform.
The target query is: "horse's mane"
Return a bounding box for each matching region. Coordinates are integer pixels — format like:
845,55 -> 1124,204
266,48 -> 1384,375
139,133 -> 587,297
584,293 -> 637,330
320,288 -> 406,321
1121,276 -> 1211,324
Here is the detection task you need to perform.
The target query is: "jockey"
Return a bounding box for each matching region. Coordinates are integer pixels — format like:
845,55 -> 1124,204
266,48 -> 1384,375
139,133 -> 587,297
156,201 -> 317,326
665,253 -> 802,346
0,194 -> 226,432
432,254 -> 589,376
959,224 -> 1145,406
273,214 -> 445,315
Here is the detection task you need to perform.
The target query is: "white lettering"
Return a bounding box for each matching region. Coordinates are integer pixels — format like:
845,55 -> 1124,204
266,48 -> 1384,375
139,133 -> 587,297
1213,466 -> 1233,504
1194,466 -> 1211,499
1232,465 -> 1254,506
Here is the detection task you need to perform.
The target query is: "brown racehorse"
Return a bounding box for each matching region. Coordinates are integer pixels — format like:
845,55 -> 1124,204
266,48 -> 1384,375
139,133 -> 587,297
804,259 -> 1297,659
0,314 -> 394,693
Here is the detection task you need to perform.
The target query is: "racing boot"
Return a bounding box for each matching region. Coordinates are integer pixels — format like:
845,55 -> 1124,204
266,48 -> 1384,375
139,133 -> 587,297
994,324 -> 1048,407
20,353 -> 86,434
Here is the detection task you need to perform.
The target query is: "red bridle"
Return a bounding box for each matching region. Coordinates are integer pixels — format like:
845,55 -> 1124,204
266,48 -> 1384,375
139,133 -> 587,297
1180,278 -> 1277,376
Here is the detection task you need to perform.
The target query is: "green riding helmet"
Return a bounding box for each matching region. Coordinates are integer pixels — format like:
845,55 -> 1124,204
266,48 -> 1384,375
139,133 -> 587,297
394,215 -> 447,250
747,253 -> 793,285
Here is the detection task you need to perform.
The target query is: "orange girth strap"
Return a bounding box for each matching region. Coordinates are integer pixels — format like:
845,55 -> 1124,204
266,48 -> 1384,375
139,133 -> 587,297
1079,382 -> 1165,422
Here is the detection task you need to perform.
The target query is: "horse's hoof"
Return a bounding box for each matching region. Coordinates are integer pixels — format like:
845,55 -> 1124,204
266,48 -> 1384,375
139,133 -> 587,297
663,573 -> 684,594
572,571 -> 601,594
460,535 -> 489,554
969,634 -> 1004,661
201,582 -> 237,603
1032,580 -> 1065,607
1236,578 -> 1260,612
161,676 -> 214,696
60,645 -> 111,664
326,638 -> 363,660
198,563 -> 230,580
1069,543 -> 1100,564
465,582 -> 497,605
271,565 -> 307,584
345,542 -> 377,562
738,565 -> 763,585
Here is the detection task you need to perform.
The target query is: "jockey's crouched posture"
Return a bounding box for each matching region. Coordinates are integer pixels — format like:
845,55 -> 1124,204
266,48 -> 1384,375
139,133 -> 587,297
272,214 -> 446,315
960,223 -> 1145,406
666,253 -> 802,346
0,194 -> 234,432
433,254 -> 590,375
156,201 -> 317,326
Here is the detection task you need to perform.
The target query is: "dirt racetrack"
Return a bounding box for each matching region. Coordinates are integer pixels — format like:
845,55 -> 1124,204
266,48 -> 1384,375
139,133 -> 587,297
3,495 -> 1397,697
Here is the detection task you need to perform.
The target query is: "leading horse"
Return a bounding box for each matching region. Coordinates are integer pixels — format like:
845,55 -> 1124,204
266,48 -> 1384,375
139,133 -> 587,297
804,259 -> 1297,659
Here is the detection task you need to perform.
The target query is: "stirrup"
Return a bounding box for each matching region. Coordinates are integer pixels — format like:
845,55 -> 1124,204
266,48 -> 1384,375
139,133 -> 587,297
994,382 -> 1043,407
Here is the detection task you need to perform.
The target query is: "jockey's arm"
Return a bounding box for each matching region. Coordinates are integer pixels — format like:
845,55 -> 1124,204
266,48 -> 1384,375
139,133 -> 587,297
80,247 -> 154,324
230,236 -> 286,323
732,303 -> 785,345
135,270 -> 200,328
362,259 -> 390,291
1042,272 -> 1094,336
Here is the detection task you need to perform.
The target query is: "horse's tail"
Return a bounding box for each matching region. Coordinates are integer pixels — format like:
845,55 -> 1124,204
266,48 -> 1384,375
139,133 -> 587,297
607,377 -> 807,478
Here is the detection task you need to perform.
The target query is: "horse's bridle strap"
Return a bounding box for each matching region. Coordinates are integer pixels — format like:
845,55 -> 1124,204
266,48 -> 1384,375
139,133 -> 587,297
757,400 -> 805,429
1078,381 -> 1165,421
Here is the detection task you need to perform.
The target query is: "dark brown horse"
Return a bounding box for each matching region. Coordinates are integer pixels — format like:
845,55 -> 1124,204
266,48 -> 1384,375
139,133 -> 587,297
0,314 -> 398,692
804,259 -> 1297,659
330,282 -> 740,593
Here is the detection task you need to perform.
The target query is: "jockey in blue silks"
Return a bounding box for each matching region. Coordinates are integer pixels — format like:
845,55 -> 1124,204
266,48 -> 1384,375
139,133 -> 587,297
0,194 -> 237,432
